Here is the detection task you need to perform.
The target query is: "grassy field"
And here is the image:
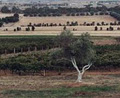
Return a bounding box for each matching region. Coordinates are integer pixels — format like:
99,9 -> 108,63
0,71 -> 120,98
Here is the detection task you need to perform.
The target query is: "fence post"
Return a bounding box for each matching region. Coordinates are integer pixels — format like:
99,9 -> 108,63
34,46 -> 37,52
28,47 -> 30,53
42,46 -> 43,50
5,49 -> 7,55
21,48 -> 23,53
14,48 -> 16,54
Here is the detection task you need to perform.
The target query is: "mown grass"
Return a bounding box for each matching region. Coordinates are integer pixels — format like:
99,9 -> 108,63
2,85 -> 118,98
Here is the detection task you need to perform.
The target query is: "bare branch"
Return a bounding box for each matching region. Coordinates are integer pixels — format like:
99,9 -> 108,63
82,63 -> 92,75
71,57 -> 81,73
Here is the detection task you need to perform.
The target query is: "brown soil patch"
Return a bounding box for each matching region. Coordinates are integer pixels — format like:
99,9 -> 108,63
64,82 -> 87,88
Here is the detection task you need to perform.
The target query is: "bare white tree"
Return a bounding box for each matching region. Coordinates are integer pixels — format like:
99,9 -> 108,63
71,57 -> 92,82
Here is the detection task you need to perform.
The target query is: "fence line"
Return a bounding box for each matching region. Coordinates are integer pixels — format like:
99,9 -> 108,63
1,46 -> 60,56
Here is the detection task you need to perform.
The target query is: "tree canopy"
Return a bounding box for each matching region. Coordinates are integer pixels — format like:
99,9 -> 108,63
52,30 -> 95,66
51,30 -> 95,82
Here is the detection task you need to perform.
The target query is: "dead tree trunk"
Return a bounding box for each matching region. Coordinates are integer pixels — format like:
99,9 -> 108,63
71,57 -> 92,82
5,49 -> 7,55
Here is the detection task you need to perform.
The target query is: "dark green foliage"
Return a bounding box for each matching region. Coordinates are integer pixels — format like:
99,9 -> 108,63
71,33 -> 95,64
0,36 -> 120,74
0,22 -> 3,27
51,31 -> 95,70
23,7 -> 108,17
2,15 -> 19,23
1,6 -> 11,13
14,13 -> 19,18
12,6 -> 21,13
57,30 -> 73,48
110,12 -> 120,21
95,45 -> 120,55
95,52 -> 120,69
94,45 -> 120,69
0,36 -> 56,54
0,14 -> 19,27
0,52 -> 52,75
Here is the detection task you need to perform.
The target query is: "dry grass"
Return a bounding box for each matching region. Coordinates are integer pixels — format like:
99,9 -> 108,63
0,13 -> 14,18
0,71 -> 120,91
0,14 -> 119,36
12,15 -> 116,27
0,30 -> 120,36
0,71 -> 120,98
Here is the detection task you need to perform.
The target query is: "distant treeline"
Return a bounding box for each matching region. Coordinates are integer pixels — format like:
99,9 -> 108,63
1,5 -> 120,20
23,7 -> 109,17
0,13 -> 19,27
0,5 -> 119,16
110,12 -> 120,21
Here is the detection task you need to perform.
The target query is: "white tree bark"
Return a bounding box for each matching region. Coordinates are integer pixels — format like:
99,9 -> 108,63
71,57 -> 92,82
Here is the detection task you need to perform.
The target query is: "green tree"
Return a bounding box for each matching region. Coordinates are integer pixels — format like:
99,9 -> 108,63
51,31 -> 95,82
14,13 -> 19,18
1,6 -> 11,13
12,6 -> 21,13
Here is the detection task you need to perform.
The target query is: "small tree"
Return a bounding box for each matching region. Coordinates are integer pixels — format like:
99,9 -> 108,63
14,13 -> 19,18
0,22 -> 3,27
63,26 -> 66,30
52,31 -> 95,82
32,26 -> 35,31
1,6 -> 11,13
100,27 -> 103,31
95,26 -> 98,31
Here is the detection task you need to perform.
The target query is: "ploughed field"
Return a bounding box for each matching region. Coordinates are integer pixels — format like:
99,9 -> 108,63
0,14 -> 120,36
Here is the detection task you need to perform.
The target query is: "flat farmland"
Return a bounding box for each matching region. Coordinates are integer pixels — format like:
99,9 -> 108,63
12,15 -> 116,27
0,30 -> 120,36
0,13 -> 14,18
0,14 -> 120,36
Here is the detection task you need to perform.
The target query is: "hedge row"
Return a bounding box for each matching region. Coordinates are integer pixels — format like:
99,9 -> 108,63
0,36 -> 56,54
0,44 -> 120,75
